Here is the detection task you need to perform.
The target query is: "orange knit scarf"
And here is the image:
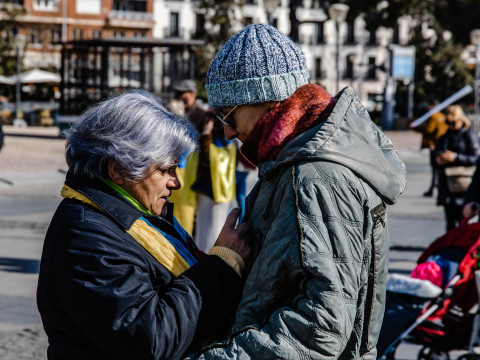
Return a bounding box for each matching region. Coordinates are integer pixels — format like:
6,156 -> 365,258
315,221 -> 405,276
241,83 -> 336,166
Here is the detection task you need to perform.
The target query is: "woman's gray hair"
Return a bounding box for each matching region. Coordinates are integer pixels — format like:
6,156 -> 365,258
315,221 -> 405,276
65,89 -> 198,181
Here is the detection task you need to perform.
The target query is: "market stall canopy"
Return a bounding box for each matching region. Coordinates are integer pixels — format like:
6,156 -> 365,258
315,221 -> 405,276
0,75 -> 15,85
9,69 -> 61,84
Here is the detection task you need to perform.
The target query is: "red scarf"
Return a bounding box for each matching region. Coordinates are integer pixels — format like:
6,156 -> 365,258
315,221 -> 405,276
241,84 -> 336,166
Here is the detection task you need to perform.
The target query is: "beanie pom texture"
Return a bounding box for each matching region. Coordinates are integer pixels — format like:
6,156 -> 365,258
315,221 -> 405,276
206,24 -> 310,109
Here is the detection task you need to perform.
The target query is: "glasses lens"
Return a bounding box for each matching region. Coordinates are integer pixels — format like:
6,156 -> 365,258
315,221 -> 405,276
216,113 -> 229,126
216,106 -> 236,128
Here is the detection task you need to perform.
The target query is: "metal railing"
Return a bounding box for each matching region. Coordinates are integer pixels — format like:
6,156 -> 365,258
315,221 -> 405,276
108,10 -> 154,22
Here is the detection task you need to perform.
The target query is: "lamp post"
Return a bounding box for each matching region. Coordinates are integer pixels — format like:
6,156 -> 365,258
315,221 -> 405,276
263,0 -> 280,26
62,0 -> 68,42
328,3 -> 349,94
14,34 -> 25,123
471,29 -> 480,137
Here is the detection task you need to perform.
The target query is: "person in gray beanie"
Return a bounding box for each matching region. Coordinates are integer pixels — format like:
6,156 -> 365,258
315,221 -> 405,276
189,24 -> 407,360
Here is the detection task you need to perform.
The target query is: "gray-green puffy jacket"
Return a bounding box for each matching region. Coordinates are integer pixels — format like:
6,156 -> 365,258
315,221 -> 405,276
194,87 -> 407,359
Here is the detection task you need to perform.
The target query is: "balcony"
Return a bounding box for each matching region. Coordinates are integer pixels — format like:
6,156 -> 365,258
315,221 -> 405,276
107,10 -> 154,28
163,27 -> 186,39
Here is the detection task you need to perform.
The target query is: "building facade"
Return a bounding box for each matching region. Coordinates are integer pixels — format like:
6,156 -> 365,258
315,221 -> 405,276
2,0 -> 154,70
151,0 -> 411,111
2,0 -> 411,111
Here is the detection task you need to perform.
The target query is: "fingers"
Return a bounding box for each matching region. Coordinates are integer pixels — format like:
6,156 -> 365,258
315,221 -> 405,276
237,223 -> 249,237
223,207 -> 242,229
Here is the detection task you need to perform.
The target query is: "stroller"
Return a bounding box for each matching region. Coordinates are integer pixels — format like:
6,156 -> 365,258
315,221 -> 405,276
378,222 -> 480,360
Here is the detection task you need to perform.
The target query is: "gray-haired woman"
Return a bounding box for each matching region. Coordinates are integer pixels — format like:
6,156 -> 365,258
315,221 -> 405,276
36,90 -> 250,360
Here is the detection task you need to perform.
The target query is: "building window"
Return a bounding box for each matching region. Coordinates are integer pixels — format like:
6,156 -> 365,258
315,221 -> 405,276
368,29 -> 377,45
345,54 -> 354,79
367,56 -> 376,79
134,31 -> 146,38
0,0 -> 22,5
315,57 -> 324,79
244,17 -> 254,26
92,30 -> 102,39
73,28 -> 84,40
315,22 -> 324,45
29,28 -> 42,45
33,0 -> 60,11
113,31 -> 125,38
346,22 -> 355,44
50,27 -> 61,43
170,12 -> 180,37
77,0 -> 101,15
194,13 -> 205,38
113,0 -> 146,12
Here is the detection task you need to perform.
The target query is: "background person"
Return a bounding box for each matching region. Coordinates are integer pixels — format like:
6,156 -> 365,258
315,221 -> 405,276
168,79 -> 207,234
172,79 -> 237,250
36,90 -> 250,360
167,81 -> 193,234
411,110 -> 448,197
190,24 -> 407,359
435,104 -> 479,230
191,112 -> 236,252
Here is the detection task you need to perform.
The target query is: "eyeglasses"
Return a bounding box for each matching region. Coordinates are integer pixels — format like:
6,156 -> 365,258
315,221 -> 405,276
216,105 -> 238,128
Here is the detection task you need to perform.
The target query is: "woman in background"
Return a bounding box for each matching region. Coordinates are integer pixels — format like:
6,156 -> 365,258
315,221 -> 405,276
435,105 -> 479,230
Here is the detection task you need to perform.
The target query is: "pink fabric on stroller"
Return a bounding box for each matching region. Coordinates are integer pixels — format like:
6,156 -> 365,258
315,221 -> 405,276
411,261 -> 443,287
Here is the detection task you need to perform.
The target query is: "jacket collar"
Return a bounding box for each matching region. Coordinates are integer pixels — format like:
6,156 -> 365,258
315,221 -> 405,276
257,87 -> 407,205
65,171 -> 176,230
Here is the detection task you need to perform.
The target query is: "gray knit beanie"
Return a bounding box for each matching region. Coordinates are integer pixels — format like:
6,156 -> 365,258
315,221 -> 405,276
206,24 -> 310,109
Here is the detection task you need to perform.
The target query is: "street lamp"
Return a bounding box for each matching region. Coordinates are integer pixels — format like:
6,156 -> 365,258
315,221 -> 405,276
263,0 -> 280,26
14,33 -> 26,124
328,3 -> 349,94
471,29 -> 480,137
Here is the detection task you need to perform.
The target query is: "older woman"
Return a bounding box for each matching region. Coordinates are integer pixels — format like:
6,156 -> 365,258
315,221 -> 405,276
435,105 -> 479,230
36,90 -> 250,360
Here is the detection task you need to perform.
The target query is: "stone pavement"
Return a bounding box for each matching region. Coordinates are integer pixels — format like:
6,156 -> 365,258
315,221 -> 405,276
0,126 -> 471,359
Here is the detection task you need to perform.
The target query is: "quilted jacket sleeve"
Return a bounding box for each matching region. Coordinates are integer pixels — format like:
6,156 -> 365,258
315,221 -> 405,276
191,162 -> 378,359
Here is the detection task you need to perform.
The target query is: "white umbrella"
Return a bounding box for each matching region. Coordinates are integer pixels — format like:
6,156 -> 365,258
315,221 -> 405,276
0,75 -> 15,85
10,69 -> 61,84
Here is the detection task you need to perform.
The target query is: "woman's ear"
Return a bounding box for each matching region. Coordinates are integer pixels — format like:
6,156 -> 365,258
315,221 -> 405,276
108,159 -> 125,185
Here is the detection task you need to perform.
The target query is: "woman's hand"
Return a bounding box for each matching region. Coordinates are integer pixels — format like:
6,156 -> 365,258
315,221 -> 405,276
463,202 -> 480,220
436,150 -> 457,165
214,208 -> 251,261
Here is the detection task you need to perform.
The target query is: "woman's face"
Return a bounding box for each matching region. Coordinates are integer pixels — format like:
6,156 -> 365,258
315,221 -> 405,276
122,166 -> 180,217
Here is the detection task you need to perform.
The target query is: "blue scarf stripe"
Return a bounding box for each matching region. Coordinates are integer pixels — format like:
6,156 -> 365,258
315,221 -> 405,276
139,217 -> 198,267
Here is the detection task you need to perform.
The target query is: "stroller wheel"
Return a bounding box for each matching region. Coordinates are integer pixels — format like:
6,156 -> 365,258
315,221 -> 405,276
417,347 -> 450,360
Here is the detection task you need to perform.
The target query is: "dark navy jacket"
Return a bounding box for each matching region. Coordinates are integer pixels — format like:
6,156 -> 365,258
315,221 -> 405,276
37,173 -> 242,359
435,127 -> 479,206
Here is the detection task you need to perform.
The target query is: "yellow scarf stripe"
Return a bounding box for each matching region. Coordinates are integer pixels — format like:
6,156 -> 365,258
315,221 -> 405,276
127,220 -> 190,277
61,185 -> 190,277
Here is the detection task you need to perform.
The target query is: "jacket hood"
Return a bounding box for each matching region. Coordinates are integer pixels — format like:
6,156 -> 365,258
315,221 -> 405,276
258,87 -> 407,205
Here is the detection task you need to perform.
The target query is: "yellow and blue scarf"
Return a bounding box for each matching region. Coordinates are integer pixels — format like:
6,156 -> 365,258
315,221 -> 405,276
61,183 -> 205,277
